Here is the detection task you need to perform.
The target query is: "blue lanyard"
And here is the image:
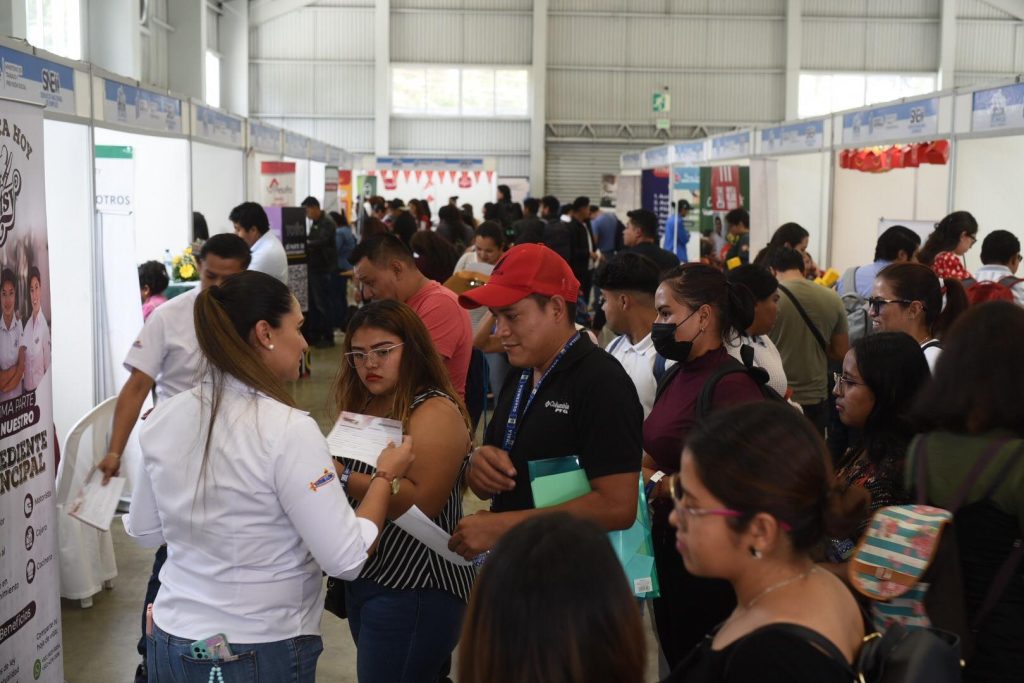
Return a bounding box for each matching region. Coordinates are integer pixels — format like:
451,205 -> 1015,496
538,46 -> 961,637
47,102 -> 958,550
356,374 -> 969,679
502,332 -> 580,452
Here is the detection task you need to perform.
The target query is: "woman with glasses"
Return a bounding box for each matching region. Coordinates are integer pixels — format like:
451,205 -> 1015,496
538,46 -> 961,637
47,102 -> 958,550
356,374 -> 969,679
124,272 -> 414,682
643,264 -> 767,668
869,261 -> 968,371
331,299 -> 475,683
917,210 -> 979,280
824,333 -> 930,574
664,402 -> 863,682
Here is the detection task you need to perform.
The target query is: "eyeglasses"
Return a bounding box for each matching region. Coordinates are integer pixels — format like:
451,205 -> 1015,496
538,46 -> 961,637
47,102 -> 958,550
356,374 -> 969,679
833,372 -> 866,394
344,343 -> 403,368
867,297 -> 913,316
668,473 -> 793,531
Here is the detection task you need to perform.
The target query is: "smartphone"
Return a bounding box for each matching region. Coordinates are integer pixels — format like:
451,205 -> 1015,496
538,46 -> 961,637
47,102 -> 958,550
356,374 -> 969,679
190,634 -> 233,661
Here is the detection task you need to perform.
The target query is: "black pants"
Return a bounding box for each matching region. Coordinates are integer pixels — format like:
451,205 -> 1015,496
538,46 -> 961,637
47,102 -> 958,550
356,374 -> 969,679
332,273 -> 351,331
306,270 -> 334,344
137,545 -> 167,658
651,506 -> 736,669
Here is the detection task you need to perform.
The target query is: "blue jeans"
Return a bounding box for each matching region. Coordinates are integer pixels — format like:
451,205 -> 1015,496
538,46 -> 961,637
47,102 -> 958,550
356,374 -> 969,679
147,624 -> 323,683
345,578 -> 465,683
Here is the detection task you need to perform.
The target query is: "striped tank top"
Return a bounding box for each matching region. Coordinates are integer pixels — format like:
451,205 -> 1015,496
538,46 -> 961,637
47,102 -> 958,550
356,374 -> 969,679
344,388 -> 475,602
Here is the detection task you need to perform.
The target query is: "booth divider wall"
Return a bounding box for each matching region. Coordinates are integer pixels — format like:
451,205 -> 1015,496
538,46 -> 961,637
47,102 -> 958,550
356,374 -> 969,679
192,141 -> 245,235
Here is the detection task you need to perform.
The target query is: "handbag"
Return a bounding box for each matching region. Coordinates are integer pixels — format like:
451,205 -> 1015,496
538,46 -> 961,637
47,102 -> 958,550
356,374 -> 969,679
323,576 -> 347,619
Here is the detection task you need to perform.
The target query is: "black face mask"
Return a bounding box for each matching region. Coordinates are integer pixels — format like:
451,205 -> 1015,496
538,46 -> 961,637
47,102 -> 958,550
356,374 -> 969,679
651,309 -> 703,362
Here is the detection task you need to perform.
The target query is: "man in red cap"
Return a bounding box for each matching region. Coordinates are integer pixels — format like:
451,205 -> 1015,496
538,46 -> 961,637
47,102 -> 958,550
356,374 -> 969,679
448,243 -> 643,559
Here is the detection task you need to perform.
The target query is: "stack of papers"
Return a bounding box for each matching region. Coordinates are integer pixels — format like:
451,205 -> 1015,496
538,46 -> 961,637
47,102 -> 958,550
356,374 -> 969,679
68,469 -> 126,531
326,411 -> 471,567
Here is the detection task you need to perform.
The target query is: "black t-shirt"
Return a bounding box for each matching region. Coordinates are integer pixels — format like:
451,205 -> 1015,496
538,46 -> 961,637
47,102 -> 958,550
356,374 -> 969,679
628,242 -> 680,276
513,217 -> 545,245
485,333 -> 643,513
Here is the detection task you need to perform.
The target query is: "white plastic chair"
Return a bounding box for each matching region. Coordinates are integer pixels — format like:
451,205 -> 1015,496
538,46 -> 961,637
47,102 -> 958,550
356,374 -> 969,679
55,397 -> 119,608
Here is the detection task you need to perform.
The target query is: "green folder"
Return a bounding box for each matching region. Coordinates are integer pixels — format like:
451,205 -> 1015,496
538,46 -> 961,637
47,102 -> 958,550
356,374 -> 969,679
528,456 -> 660,599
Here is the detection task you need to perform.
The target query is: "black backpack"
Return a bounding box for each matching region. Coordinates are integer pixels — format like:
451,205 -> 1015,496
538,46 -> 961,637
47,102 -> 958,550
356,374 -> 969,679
656,344 -> 785,415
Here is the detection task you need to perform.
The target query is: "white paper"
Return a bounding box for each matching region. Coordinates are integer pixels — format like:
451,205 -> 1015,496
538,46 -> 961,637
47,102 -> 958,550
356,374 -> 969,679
67,469 -> 126,531
464,262 -> 494,276
326,412 -> 403,467
326,411 -> 472,567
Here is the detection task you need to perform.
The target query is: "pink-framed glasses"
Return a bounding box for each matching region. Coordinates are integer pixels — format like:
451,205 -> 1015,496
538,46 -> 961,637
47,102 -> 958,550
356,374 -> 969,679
669,473 -> 793,531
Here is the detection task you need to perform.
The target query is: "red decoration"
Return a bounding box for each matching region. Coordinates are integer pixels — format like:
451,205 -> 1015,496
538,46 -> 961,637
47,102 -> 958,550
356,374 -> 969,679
839,139 -> 949,173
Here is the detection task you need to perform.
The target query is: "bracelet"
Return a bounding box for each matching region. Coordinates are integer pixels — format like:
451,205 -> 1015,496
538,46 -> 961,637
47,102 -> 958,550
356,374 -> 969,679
644,471 -> 666,499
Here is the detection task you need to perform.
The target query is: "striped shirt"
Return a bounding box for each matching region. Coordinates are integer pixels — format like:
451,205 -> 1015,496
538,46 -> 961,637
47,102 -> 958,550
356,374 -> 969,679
343,389 -> 475,602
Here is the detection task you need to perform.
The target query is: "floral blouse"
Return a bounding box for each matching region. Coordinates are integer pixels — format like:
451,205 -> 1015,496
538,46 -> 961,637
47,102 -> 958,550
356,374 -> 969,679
827,450 -> 910,562
932,251 -> 972,280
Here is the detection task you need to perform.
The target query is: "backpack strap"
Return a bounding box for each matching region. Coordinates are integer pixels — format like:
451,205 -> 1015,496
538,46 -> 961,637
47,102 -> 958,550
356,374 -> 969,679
652,353 -> 668,384
998,275 -> 1024,288
695,357 -> 771,419
948,436 -> 1015,512
746,624 -> 853,677
961,276 -> 977,289
778,285 -> 829,353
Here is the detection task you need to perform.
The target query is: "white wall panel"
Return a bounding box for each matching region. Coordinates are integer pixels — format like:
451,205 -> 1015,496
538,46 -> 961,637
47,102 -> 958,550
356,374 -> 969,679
804,0 -> 939,18
864,23 -> 940,72
957,0 -> 1014,19
546,142 -> 640,205
394,0 -> 532,9
260,118 -> 375,153
391,119 -> 530,154
252,64 -> 374,116
391,12 -> 531,64
251,7 -> 374,61
957,22 -> 1018,73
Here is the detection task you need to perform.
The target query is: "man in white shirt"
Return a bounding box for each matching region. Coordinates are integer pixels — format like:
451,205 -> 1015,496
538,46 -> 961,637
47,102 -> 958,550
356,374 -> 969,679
973,230 -> 1024,306
230,201 -> 288,284
95,233 -> 250,682
594,252 -> 669,418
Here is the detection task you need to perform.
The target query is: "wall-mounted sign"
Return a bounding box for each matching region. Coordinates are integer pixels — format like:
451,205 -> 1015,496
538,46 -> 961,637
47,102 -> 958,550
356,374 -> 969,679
102,79 -> 182,133
375,157 -> 485,171
761,120 -> 825,154
620,152 -> 642,171
709,131 -> 752,160
671,141 -> 705,166
842,98 -> 938,145
284,131 -> 307,158
971,83 -> 1024,132
0,46 -> 76,115
641,145 -> 670,168
193,104 -> 243,147
249,121 -> 281,154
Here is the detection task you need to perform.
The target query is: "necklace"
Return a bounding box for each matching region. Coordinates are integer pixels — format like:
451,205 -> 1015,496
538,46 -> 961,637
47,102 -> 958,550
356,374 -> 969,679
744,565 -> 819,610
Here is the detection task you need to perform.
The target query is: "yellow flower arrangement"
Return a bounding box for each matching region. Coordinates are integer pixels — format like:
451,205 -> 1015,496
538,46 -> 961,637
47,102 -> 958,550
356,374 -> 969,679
172,247 -> 200,282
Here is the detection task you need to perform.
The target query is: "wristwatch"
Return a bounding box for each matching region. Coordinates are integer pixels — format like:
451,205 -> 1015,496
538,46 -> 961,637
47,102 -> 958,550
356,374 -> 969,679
371,470 -> 401,496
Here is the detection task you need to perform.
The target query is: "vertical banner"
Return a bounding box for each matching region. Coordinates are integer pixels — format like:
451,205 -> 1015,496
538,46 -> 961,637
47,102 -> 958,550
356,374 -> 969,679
0,98 -> 63,682
641,168 -> 671,236
323,165 -> 339,214
265,207 -> 308,311
338,170 -> 353,223
259,161 -> 296,207
698,166 -> 750,243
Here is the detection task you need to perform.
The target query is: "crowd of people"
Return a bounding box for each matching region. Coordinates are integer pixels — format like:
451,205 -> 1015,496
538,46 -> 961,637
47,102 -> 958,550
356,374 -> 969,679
114,196 -> 1024,683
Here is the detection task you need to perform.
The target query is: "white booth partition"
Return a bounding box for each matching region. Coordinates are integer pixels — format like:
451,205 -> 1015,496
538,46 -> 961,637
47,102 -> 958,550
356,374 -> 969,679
309,161 -> 327,205
191,103 -> 246,235
285,130 -> 311,204
247,120 -> 285,202
828,95 -> 952,273
951,82 -> 1024,275
754,120 -> 833,269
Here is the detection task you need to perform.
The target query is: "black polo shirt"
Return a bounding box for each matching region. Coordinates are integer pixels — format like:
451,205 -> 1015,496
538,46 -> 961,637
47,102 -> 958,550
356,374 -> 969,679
485,333 -> 644,513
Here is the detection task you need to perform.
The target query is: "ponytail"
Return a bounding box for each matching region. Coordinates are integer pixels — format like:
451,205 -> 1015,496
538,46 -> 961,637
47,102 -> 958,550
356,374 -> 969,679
662,263 -> 754,339
724,280 -> 755,337
918,211 -> 977,266
193,272 -> 296,489
934,277 -> 968,338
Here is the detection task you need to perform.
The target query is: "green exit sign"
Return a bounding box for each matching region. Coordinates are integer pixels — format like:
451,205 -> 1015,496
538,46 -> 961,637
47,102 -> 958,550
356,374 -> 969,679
652,91 -> 671,113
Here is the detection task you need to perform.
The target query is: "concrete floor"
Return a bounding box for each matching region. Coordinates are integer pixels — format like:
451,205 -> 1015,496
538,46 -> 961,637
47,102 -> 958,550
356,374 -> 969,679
60,340 -> 662,682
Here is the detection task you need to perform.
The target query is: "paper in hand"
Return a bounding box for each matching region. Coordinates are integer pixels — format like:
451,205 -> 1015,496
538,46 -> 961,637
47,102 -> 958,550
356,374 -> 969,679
326,412 -> 404,467
68,469 -> 126,531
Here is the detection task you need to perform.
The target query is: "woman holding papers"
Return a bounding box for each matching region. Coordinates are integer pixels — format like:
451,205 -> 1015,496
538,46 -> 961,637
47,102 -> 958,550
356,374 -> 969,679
332,299 -> 475,683
664,403 -> 863,682
123,271 -> 413,683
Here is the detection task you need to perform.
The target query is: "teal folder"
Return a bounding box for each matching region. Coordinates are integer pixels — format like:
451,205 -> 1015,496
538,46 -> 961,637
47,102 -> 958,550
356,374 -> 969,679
528,456 -> 660,599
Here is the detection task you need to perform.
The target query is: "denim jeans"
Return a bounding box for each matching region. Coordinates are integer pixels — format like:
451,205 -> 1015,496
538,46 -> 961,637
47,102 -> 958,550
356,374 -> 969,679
147,624 -> 323,683
345,578 -> 465,683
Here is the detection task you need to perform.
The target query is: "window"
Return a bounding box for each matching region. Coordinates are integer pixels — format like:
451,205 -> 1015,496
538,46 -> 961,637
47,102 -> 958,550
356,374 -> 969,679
391,66 -> 529,117
205,51 -> 220,108
798,72 -> 937,119
25,0 -> 82,60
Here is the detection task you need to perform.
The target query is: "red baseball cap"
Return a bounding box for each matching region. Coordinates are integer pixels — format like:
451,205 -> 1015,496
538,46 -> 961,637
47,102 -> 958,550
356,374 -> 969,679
458,243 -> 580,309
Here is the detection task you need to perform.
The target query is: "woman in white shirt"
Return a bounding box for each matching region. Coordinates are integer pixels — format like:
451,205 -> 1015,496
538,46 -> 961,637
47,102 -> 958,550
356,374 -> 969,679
725,265 -> 791,399
22,267 -> 49,392
869,262 -> 969,372
0,268 -> 24,400
124,271 -> 413,682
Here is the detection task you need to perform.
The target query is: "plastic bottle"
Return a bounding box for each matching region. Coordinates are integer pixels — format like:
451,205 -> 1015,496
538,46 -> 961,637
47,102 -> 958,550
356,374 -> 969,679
164,249 -> 174,281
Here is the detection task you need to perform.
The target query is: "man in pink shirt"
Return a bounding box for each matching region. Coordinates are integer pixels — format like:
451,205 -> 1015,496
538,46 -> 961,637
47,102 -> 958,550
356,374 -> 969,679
351,233 -> 472,398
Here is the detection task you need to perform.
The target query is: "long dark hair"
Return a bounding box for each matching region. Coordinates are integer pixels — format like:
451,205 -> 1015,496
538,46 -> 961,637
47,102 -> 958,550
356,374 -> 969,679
458,513 -> 645,683
769,222 -> 809,250
193,272 -> 296,486
660,263 -> 755,340
912,302 -> 1024,437
877,262 -> 967,339
847,333 -> 930,470
332,300 -> 470,431
918,211 -> 977,266
410,230 -> 459,282
687,402 -> 844,552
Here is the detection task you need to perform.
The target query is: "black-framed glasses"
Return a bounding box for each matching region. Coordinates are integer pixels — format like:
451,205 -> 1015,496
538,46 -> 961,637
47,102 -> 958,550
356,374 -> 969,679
867,297 -> 913,316
344,343 -> 404,369
833,371 -> 866,394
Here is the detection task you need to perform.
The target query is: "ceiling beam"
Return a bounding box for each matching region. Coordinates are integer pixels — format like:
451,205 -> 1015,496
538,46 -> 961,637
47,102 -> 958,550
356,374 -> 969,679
979,0 -> 1024,20
250,0 -> 317,27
